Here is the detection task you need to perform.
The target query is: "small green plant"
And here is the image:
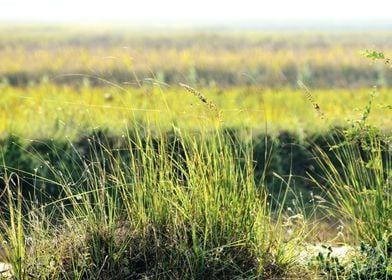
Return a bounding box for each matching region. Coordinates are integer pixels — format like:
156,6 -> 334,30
312,241 -> 392,280
314,245 -> 345,279
363,50 -> 386,61
349,240 -> 392,279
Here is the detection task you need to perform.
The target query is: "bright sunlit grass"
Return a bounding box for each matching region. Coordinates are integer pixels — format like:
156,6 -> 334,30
1,83 -> 391,139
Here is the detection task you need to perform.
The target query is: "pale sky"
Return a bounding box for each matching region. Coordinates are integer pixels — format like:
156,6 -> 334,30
0,0 -> 390,23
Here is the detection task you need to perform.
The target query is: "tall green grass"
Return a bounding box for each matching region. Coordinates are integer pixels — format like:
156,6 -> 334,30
309,90 -> 392,277
311,132 -> 392,278
0,125 -> 307,279
313,132 -> 391,248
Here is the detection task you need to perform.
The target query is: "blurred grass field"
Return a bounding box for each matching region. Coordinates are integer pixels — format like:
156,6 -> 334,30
0,25 -> 391,140
0,25 -> 392,88
0,83 -> 391,139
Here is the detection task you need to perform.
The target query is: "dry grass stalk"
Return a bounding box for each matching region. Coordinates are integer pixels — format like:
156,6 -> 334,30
179,83 -> 222,122
298,80 -> 325,119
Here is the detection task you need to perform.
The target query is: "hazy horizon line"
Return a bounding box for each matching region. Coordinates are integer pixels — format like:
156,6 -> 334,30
1,18 -> 391,31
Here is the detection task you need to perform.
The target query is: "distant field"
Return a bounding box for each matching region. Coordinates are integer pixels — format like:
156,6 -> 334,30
0,25 -> 391,88
0,83 -> 391,139
1,26 -> 391,139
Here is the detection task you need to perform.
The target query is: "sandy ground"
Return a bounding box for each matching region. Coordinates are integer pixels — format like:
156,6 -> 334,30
299,244 -> 354,265
0,262 -> 12,278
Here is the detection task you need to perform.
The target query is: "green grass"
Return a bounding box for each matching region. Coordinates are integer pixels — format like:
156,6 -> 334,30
0,124 -> 314,279
312,131 -> 391,244
307,101 -> 392,279
0,111 -> 389,279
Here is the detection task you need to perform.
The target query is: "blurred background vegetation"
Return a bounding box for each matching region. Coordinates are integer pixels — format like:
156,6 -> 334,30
0,25 -> 391,88
0,25 -> 391,139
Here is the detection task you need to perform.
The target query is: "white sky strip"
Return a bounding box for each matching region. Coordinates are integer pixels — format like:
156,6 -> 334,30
0,0 -> 390,22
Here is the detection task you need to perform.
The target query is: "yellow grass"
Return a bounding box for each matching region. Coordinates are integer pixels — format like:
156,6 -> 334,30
0,83 -> 390,139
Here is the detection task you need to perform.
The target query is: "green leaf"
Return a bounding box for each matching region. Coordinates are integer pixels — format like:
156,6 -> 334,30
364,50 -> 385,61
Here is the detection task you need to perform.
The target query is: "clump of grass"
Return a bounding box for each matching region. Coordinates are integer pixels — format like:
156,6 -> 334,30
0,172 -> 26,279
314,134 -> 391,245
0,124 -> 308,279
311,94 -> 392,250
